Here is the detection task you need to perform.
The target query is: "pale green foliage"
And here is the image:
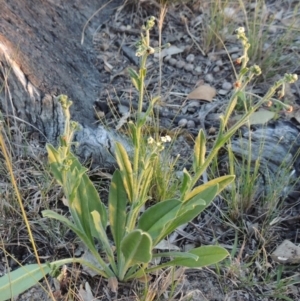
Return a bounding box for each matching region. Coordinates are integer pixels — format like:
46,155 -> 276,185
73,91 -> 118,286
0,264 -> 51,301
42,95 -> 232,283
0,17 -> 298,300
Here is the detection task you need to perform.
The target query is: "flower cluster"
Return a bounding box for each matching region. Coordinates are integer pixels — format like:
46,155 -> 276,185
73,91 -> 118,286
147,135 -> 171,151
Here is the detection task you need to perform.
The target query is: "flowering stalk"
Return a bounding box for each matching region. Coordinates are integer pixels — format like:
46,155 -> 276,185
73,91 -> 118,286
189,28 -> 298,190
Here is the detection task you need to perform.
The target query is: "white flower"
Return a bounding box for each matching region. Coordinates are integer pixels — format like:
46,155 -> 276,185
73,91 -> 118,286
165,135 -> 171,142
236,27 -> 245,34
147,137 -> 155,144
160,135 -> 171,143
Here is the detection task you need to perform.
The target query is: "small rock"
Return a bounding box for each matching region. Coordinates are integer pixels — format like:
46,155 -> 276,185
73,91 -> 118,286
216,59 -> 223,66
213,66 -> 220,73
194,66 -> 202,74
222,81 -> 232,90
204,73 -> 214,83
207,53 -> 217,61
218,89 -> 230,95
184,63 -> 194,72
188,100 -> 200,108
186,53 -> 195,63
230,46 -> 240,52
208,127 -> 216,135
152,40 -> 159,47
169,58 -> 177,66
268,25 -> 277,34
178,118 -> 187,127
161,109 -> 169,117
176,60 -> 185,69
164,55 -> 171,62
231,53 -> 239,60
263,43 -> 271,51
187,106 -> 196,113
187,120 -> 196,128
224,7 -> 236,19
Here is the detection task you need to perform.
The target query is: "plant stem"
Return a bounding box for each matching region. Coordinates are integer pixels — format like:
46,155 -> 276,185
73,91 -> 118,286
190,78 -> 285,189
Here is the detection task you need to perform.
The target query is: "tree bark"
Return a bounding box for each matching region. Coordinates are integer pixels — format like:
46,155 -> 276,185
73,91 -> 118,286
0,0 -> 129,168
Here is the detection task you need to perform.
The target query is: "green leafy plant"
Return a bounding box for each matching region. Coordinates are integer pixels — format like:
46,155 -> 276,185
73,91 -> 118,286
0,18 -> 297,300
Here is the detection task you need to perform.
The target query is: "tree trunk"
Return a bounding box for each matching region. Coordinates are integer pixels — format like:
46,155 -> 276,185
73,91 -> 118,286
0,0 -> 128,168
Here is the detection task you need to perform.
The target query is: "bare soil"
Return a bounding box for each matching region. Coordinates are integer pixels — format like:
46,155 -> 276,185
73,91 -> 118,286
2,1 -> 300,300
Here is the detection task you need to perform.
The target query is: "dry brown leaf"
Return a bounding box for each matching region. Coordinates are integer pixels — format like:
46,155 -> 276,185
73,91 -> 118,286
248,110 -> 275,125
81,250 -> 103,277
62,196 -> 69,207
79,282 -> 100,301
154,239 -> 180,251
154,45 -> 184,59
107,277 -> 118,293
187,84 -> 216,102
135,274 -> 152,283
232,110 -> 275,125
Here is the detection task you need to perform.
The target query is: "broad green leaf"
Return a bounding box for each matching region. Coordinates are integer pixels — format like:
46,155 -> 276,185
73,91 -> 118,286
121,230 -> 152,268
167,246 -> 229,267
138,164 -> 154,202
180,168 -> 192,195
109,170 -> 127,253
91,211 -> 115,269
79,172 -> 107,238
152,251 -> 198,261
115,142 -> 134,202
42,210 -> 95,253
193,129 -> 206,173
67,168 -> 93,242
46,145 -> 107,241
43,210 -> 113,278
184,183 -> 218,205
138,199 -> 181,242
184,175 -> 234,203
156,203 -> 207,245
155,186 -> 218,244
46,144 -> 63,184
46,143 -> 62,164
0,263 -> 51,301
66,153 -> 107,239
128,122 -> 138,148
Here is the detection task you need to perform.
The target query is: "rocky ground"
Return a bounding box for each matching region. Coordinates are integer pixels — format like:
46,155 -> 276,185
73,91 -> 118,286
5,0 -> 300,300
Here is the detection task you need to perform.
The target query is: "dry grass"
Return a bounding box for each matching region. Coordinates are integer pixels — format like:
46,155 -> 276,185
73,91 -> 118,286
1,0 -> 300,300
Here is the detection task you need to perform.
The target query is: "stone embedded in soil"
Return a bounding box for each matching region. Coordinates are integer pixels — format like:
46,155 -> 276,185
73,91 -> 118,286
216,59 -> 223,66
231,53 -> 239,60
187,120 -> 196,128
204,73 -> 214,83
194,66 -> 202,74
178,118 -> 188,127
187,106 -> 196,113
213,66 -> 220,72
186,53 -> 195,63
222,81 -> 232,90
184,63 -> 194,72
218,89 -> 230,95
190,100 -> 200,106
176,60 -> 185,69
169,58 -> 177,66
164,55 -> 171,62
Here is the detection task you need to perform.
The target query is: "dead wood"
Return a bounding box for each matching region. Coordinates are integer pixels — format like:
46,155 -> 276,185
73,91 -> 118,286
0,0 -> 127,168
